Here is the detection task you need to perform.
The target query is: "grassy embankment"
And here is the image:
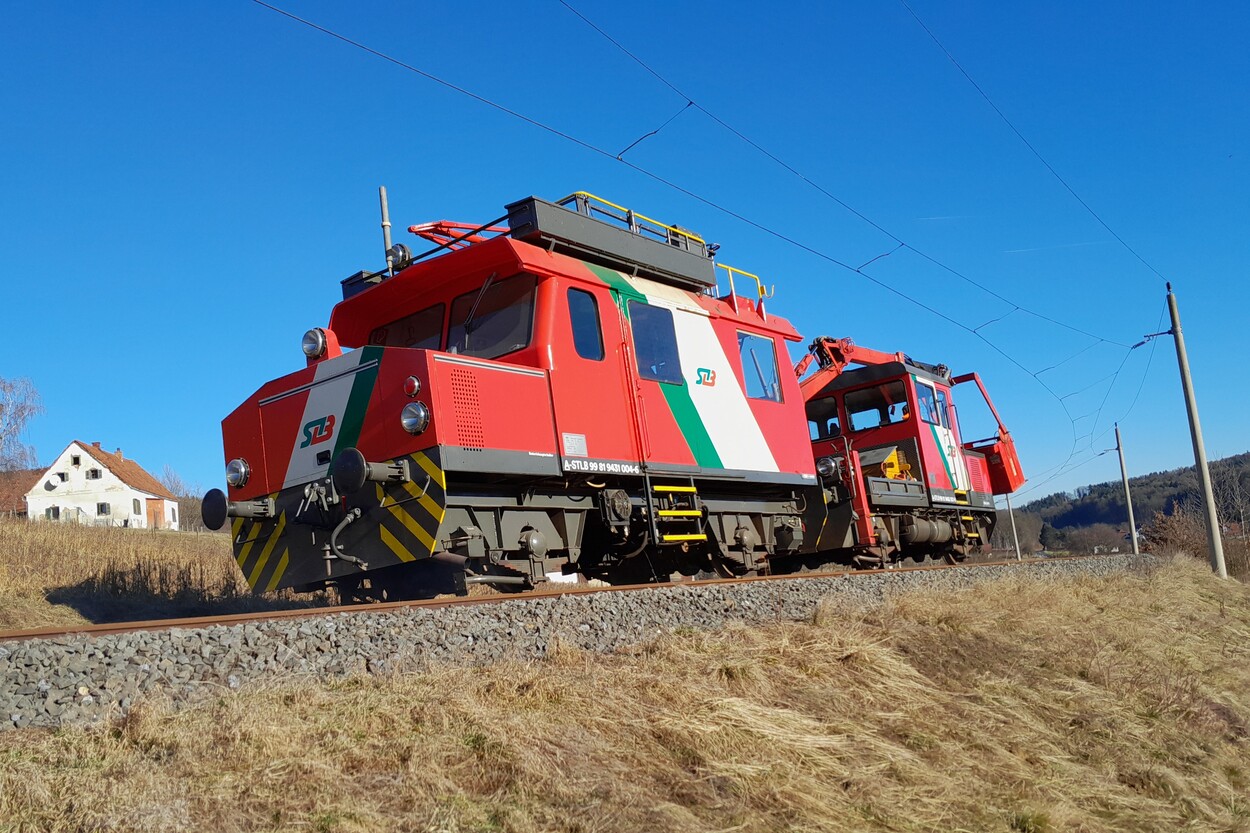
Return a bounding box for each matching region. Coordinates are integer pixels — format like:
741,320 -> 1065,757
0,518 -> 318,630
1,556 -> 1248,831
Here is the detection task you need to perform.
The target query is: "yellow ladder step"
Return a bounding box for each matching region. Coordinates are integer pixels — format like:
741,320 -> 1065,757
657,509 -> 702,518
960,515 -> 975,521
661,533 -> 707,543
653,485 -> 698,493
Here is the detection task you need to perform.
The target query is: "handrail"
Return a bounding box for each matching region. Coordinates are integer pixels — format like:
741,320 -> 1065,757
715,263 -> 774,301
558,191 -> 706,246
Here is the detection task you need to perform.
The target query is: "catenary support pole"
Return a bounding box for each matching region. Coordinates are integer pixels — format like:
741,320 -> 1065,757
1005,493 -> 1022,560
1115,423 -> 1140,556
1167,283 -> 1227,578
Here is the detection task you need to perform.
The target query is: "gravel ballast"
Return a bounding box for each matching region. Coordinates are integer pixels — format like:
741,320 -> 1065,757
1,554 -> 1152,729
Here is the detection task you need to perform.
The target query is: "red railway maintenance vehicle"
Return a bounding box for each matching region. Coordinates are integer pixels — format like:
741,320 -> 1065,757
202,191 -> 1025,599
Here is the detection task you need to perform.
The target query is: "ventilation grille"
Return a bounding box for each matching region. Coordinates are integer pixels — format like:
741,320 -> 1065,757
964,451 -> 992,494
450,368 -> 484,449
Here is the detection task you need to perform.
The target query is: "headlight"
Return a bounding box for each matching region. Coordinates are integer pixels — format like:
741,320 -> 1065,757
226,458 -> 251,488
400,402 -> 431,434
815,456 -> 838,481
302,328 -> 327,358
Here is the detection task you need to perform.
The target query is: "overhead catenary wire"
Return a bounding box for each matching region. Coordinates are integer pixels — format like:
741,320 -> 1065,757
552,0 -> 1178,506
248,0 -> 1114,382
251,0 -> 1154,503
554,0 -> 1135,349
551,0 -> 1159,499
897,0 -> 1169,285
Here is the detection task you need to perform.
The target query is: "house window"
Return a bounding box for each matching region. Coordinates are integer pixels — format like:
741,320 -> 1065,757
71,455 -> 81,467
86,469 -> 102,480
96,502 -> 110,516
46,506 -> 60,521
56,472 -> 67,482
628,302 -> 683,385
133,499 -> 141,515
171,507 -> 178,523
738,331 -> 782,402
568,288 -> 605,361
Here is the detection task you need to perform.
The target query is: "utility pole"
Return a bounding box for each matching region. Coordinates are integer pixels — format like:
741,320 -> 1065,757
1003,493 -> 1022,560
1165,283 -> 1227,578
1115,423 -> 1140,556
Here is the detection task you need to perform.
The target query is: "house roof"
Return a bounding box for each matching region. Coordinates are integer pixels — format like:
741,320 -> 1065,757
0,469 -> 42,514
73,441 -> 177,501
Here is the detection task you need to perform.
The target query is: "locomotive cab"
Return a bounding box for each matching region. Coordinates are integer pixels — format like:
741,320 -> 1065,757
796,337 -> 1022,566
205,193 -> 822,599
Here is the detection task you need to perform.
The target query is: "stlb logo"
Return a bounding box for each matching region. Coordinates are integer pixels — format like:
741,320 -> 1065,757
696,367 -> 717,386
300,415 -> 336,449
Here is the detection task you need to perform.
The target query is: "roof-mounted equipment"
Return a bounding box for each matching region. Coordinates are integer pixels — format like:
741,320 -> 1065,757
506,191 -> 717,291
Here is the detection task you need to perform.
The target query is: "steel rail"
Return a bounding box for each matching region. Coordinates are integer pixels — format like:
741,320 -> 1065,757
0,554 -> 1106,644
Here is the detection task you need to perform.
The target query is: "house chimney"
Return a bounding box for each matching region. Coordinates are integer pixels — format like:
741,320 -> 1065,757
115,448 -> 124,460
92,441 -> 101,449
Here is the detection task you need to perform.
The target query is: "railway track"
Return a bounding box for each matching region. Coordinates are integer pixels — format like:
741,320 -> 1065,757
0,553 -> 1081,644
2,552 -> 1148,729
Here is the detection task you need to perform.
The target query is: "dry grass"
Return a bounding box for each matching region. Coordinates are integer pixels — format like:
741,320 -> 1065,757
0,518 -> 319,629
2,557 -> 1249,832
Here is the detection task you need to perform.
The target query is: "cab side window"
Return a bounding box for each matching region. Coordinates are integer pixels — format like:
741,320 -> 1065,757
628,301 -> 683,384
916,383 -> 940,425
936,388 -> 952,429
568,288 -> 604,361
738,331 -> 783,402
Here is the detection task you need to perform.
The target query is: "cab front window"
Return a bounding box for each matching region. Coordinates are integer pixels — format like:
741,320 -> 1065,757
845,380 -> 909,431
447,273 -> 537,359
368,303 -> 444,349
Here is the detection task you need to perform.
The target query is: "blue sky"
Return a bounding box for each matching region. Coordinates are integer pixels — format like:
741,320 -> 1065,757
2,1 -> 1246,502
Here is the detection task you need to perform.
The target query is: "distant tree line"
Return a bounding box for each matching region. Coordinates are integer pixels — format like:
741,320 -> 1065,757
991,452 -> 1250,554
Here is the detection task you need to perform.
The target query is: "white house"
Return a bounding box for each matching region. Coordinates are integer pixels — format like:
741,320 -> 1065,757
25,441 -> 180,530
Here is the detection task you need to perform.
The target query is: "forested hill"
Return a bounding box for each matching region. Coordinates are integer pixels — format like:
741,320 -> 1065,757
1020,451 -> 1250,530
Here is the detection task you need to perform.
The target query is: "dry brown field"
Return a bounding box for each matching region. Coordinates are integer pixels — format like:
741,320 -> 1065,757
0,518 -> 319,630
0,540 -> 1247,832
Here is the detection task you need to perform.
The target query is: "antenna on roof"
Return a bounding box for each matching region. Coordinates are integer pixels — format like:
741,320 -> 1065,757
379,186 -> 394,277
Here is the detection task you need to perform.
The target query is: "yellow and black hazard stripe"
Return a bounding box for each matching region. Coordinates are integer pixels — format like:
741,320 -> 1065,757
372,450 -> 447,564
230,451 -> 448,593
232,494 -> 293,593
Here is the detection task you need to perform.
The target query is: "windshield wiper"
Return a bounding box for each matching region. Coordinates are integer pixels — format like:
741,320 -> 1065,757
458,272 -> 497,353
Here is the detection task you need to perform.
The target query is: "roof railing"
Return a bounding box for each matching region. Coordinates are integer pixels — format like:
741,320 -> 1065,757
715,263 -> 775,319
557,191 -> 707,253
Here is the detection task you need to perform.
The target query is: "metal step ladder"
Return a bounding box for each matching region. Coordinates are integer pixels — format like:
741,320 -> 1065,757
643,473 -> 707,546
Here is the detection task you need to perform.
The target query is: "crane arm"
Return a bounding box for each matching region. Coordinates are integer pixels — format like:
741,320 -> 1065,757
794,337 -> 909,400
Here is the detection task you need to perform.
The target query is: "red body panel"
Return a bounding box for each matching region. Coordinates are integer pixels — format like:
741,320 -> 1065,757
425,353 -> 559,461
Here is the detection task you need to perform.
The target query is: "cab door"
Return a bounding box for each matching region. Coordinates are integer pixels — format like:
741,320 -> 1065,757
915,378 -> 969,492
546,280 -> 643,475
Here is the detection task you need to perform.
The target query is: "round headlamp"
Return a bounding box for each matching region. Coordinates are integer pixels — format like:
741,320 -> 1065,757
400,402 -> 431,434
302,328 -> 327,359
815,456 -> 838,481
226,458 -> 251,488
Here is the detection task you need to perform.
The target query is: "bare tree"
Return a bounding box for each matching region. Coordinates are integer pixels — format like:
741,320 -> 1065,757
0,377 -> 43,471
1210,461 -> 1248,539
159,464 -> 211,533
